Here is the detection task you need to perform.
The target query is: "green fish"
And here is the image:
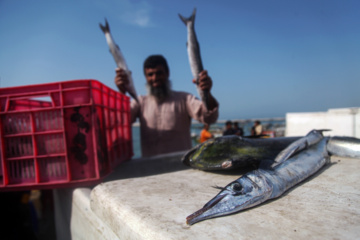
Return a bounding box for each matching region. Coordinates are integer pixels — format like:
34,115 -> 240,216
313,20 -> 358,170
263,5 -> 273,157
182,135 -> 300,171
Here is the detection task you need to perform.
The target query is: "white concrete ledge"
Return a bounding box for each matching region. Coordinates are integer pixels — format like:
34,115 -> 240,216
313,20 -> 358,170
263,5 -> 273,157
70,188 -> 119,240
286,107 -> 360,137
69,151 -> 187,240
71,154 -> 360,240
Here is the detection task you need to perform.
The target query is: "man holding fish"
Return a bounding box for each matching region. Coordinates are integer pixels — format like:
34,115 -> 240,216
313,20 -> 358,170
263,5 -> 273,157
114,55 -> 219,157
101,9 -> 218,157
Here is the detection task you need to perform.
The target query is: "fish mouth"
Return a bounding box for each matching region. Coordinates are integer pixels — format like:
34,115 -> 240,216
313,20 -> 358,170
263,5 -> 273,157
181,147 -> 197,166
186,194 -> 226,225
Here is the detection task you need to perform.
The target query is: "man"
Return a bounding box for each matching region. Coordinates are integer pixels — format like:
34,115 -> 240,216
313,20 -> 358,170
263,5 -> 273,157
233,121 -> 244,136
115,55 -> 219,157
251,120 -> 263,136
222,120 -> 235,136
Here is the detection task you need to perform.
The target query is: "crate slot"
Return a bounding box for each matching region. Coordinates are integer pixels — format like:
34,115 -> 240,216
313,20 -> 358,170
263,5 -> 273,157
7,159 -> 35,184
1,113 -> 32,134
5,136 -> 33,158
38,157 -> 67,182
36,133 -> 65,155
34,109 -> 63,132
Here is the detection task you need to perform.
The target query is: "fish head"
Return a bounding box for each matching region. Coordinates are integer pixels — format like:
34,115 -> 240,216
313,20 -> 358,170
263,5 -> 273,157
186,170 -> 273,225
182,136 -> 263,170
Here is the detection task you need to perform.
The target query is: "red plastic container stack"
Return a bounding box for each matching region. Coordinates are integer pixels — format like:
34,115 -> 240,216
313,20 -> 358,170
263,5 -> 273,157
0,80 -> 133,191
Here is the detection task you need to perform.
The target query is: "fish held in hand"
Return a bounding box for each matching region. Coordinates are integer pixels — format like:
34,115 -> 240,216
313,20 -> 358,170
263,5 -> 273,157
99,19 -> 138,102
182,135 -> 300,171
179,8 -> 209,110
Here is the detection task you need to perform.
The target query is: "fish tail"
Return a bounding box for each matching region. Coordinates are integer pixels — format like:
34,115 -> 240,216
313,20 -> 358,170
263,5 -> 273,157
99,18 -> 110,34
178,8 -> 196,25
317,129 -> 332,134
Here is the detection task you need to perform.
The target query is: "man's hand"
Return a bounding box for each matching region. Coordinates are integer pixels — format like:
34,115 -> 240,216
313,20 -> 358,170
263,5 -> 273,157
192,70 -> 218,110
192,70 -> 212,91
114,68 -> 129,94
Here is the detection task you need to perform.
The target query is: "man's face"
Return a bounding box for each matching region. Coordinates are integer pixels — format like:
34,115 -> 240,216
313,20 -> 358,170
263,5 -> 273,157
144,65 -> 169,88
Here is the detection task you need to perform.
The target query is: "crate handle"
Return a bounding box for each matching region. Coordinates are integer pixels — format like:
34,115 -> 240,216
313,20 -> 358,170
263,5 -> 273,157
5,93 -> 56,112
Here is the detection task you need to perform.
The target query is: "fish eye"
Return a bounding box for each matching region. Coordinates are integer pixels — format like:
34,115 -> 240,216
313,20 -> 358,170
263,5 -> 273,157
231,182 -> 242,192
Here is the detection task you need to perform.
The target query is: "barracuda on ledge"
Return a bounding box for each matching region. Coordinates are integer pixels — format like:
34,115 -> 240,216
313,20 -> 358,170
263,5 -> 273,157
186,130 -> 360,225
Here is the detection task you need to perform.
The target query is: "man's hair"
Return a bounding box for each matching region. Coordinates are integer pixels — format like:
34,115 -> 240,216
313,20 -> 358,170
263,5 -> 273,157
143,55 -> 169,74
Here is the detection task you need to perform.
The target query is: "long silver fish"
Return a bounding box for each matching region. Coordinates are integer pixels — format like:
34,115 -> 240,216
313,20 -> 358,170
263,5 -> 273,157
182,136 -> 300,171
99,19 -> 138,102
327,136 -> 360,158
186,130 -> 360,225
179,8 -> 209,110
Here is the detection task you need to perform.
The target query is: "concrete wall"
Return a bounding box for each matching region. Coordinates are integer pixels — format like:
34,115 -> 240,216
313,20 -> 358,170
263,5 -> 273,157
286,107 -> 360,138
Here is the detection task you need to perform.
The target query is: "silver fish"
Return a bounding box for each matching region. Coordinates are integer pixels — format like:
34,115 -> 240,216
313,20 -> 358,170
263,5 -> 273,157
99,19 -> 138,102
179,8 -> 209,110
186,130 -> 359,225
327,136 -> 360,158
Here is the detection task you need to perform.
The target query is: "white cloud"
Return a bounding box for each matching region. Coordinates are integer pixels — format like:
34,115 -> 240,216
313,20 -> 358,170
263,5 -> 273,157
122,4 -> 152,27
92,0 -> 153,27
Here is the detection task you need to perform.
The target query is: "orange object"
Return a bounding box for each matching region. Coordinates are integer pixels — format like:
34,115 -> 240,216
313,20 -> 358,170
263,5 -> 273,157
200,129 -> 212,143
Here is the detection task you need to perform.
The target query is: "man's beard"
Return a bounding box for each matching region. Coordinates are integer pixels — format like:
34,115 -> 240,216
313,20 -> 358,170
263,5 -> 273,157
147,80 -> 172,102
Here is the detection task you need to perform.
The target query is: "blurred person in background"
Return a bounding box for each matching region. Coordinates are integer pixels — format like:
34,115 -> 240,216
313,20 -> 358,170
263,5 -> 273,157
200,123 -> 213,143
223,120 -> 235,136
233,121 -> 244,136
251,120 -> 263,136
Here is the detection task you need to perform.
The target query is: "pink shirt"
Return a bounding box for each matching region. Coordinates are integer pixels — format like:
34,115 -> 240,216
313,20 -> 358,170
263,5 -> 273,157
131,90 -> 219,157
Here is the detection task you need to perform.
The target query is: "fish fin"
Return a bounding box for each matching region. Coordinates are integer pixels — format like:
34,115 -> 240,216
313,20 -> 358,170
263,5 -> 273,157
273,129 -> 331,166
314,129 -> 331,134
272,143 -> 305,167
178,8 -> 196,25
99,18 -> 110,33
283,144 -> 304,160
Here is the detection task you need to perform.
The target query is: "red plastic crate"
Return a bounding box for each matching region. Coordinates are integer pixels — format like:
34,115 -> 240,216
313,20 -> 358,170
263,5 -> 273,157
0,79 -> 133,191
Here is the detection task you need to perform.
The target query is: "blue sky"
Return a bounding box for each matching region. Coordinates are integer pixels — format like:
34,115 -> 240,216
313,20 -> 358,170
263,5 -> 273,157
1,0 -> 359,120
